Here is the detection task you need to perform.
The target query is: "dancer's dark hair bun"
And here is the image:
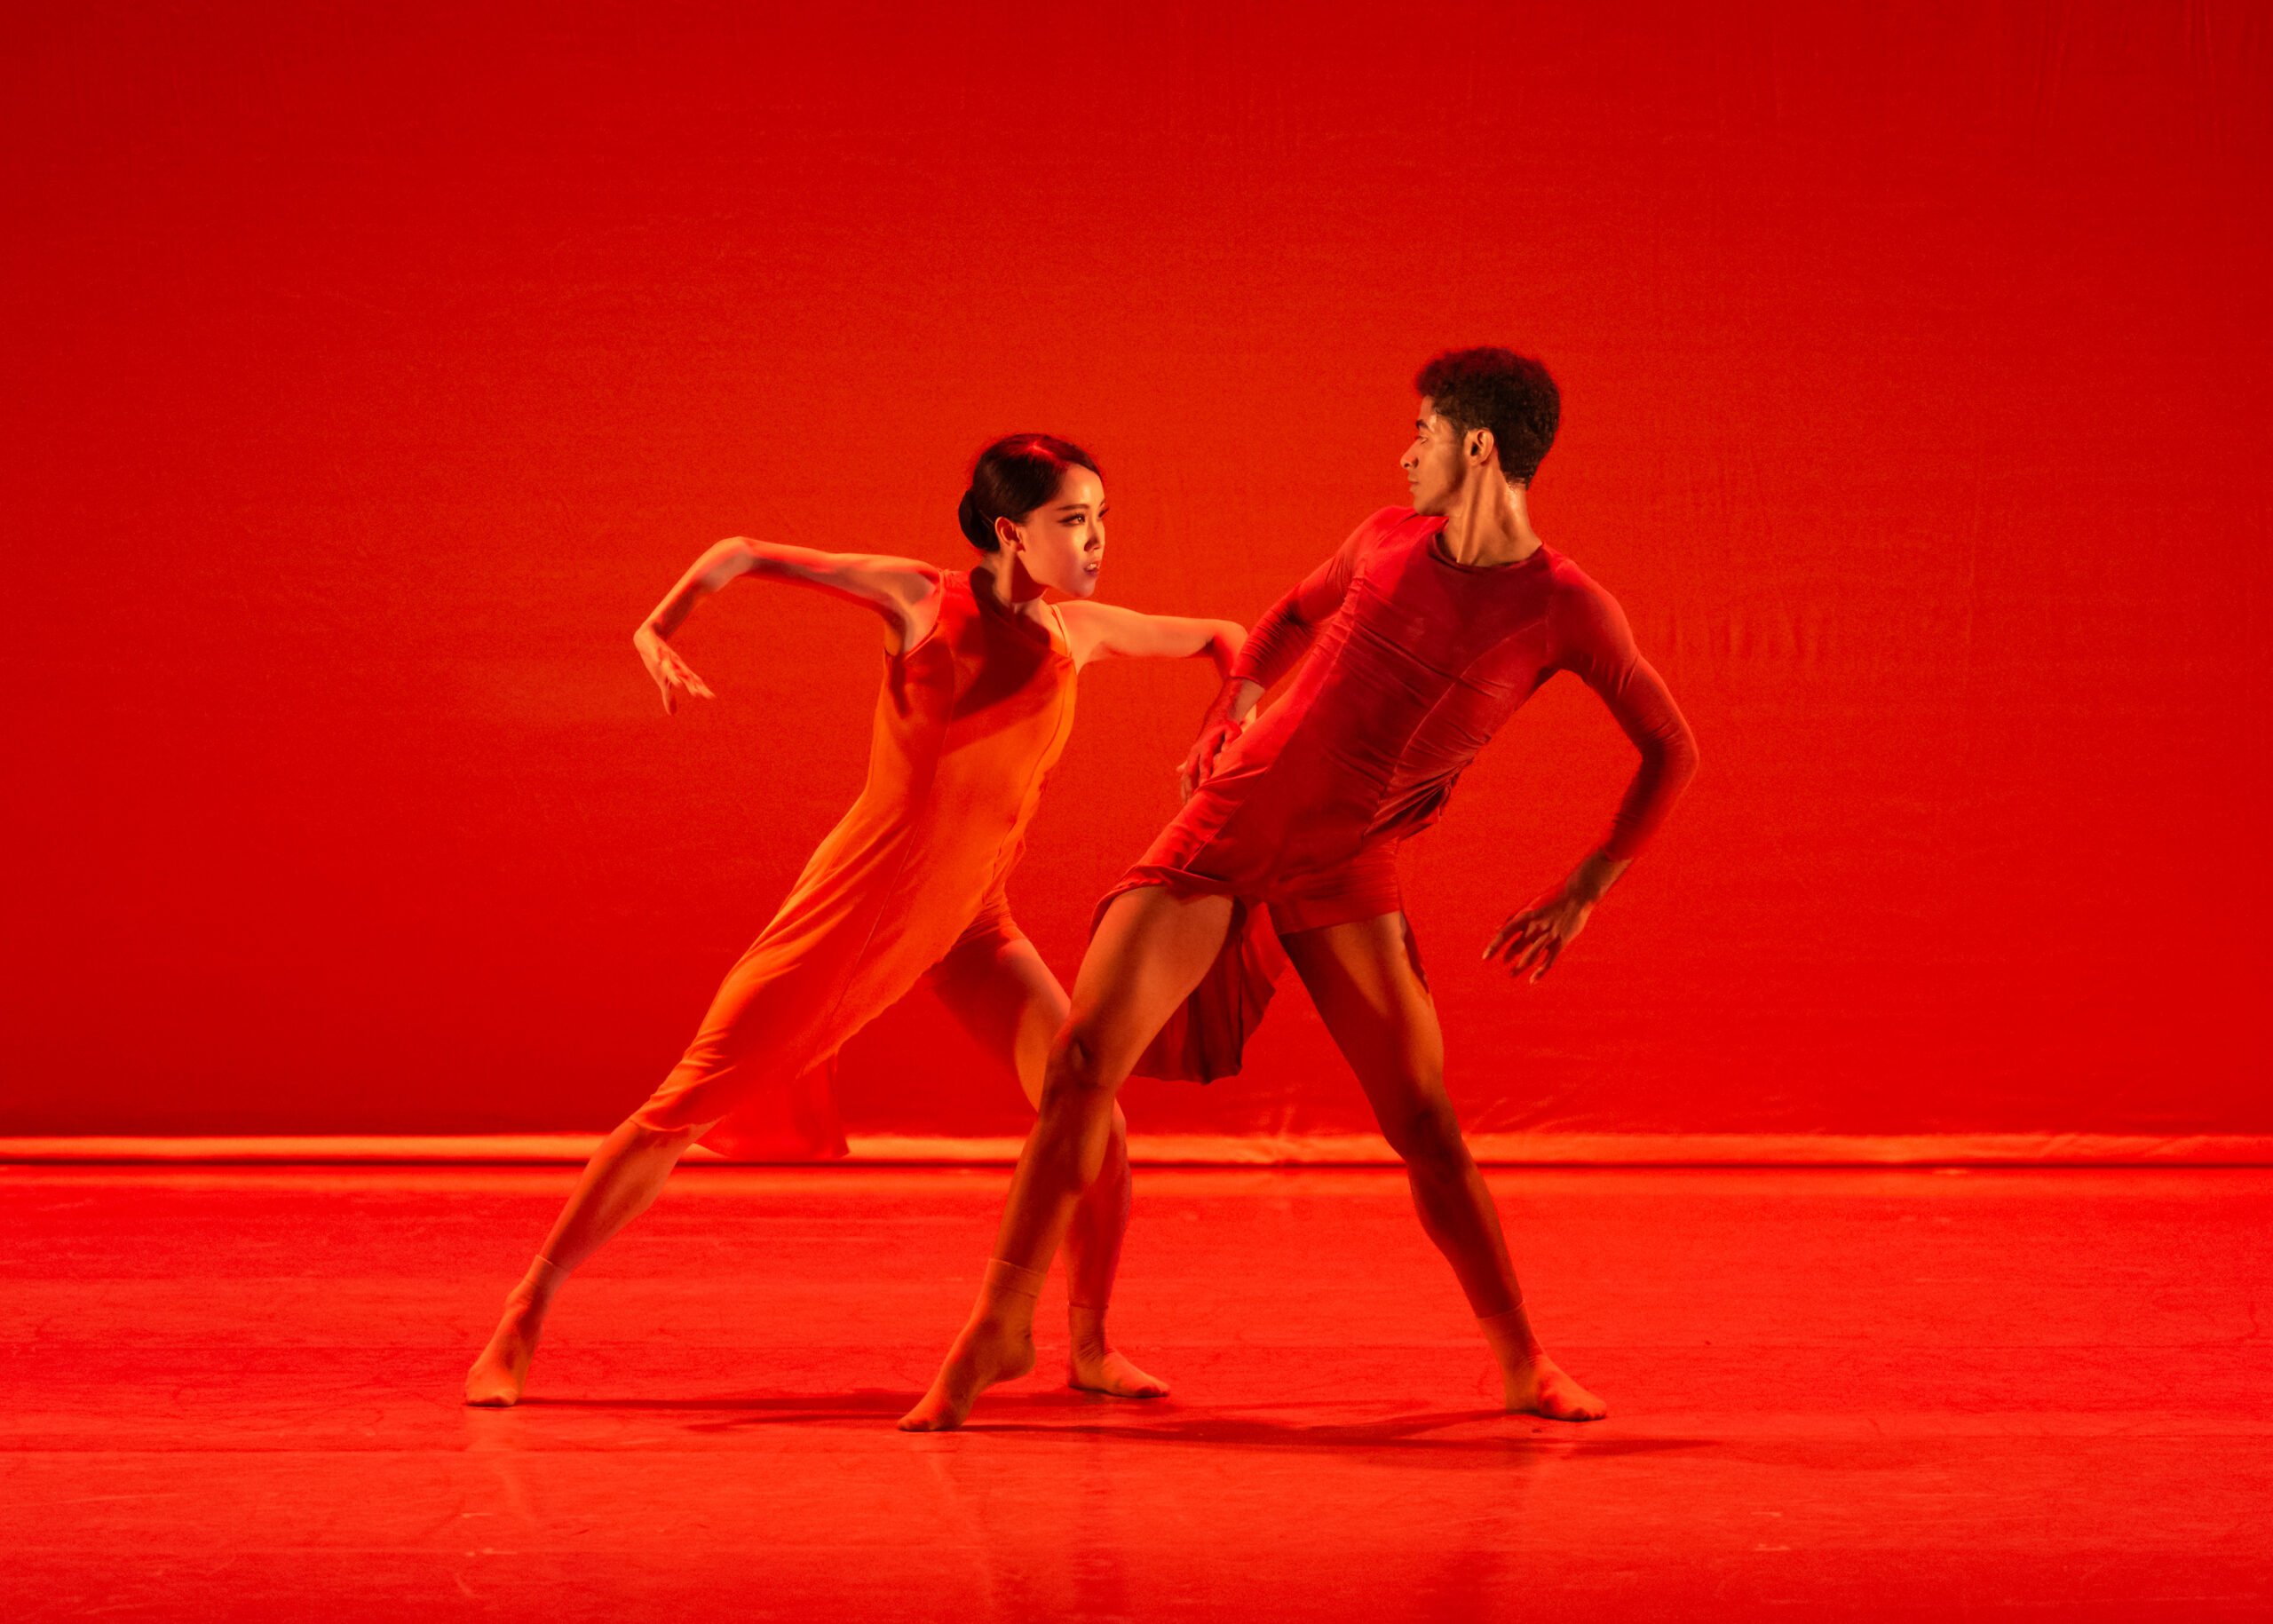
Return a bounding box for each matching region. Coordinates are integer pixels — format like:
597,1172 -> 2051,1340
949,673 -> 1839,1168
960,433 -> 1101,553
955,488 -> 992,551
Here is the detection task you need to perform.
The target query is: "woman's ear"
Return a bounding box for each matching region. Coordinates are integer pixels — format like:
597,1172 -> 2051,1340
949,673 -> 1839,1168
994,514 -> 1022,552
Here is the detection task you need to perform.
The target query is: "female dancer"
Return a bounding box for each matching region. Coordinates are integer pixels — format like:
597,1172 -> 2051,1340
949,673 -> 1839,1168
466,434 -> 1242,1406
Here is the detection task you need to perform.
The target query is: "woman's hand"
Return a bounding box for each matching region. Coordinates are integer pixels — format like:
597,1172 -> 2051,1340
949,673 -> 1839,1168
1207,621 -> 1247,678
634,625 -> 717,715
1177,717 -> 1243,804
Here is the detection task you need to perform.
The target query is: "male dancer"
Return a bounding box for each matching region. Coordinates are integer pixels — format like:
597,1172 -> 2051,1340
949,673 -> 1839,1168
903,347 -> 1699,1430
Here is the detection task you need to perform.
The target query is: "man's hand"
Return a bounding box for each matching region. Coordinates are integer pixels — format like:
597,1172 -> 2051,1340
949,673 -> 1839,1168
1177,677 -> 1263,803
1484,889 -> 1596,982
1177,717 -> 1243,803
1483,851 -> 1630,983
634,625 -> 717,715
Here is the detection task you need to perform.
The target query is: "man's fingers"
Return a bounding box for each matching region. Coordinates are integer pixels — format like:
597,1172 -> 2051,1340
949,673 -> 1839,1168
1491,915 -> 1548,963
1510,929 -> 1564,978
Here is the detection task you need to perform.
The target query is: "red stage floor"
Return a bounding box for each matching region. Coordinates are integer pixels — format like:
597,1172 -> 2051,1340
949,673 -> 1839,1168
4,1165 -> 2268,1620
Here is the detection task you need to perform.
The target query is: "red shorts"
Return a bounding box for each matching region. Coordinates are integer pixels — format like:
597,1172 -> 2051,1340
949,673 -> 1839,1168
1093,844 -> 1405,1085
1106,841 -> 1406,939
1258,844 -> 1406,936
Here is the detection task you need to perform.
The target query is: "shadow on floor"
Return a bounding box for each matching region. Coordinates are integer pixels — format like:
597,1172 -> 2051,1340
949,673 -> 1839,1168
512,1389 -> 1715,1457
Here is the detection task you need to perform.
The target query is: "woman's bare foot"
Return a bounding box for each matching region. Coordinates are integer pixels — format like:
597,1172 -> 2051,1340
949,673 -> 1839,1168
899,1315 -> 1036,1431
464,1299 -> 542,1406
1503,1351 -> 1608,1422
1066,1306 -> 1168,1398
465,1264 -> 561,1407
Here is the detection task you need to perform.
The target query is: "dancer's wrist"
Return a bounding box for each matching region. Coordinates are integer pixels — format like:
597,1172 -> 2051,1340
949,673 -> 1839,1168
1565,849 -> 1629,906
1213,676 -> 1263,725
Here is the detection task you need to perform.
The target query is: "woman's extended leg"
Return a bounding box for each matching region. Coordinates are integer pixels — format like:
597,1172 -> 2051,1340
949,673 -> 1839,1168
463,1114 -> 714,1406
926,929 -> 1168,1398
900,886 -> 1235,1430
1278,912 -> 1605,1422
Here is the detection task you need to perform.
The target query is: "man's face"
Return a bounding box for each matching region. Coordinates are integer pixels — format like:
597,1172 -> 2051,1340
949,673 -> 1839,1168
1401,399 -> 1468,515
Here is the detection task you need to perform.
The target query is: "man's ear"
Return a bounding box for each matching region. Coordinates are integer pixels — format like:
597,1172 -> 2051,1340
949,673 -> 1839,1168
1466,427 -> 1496,465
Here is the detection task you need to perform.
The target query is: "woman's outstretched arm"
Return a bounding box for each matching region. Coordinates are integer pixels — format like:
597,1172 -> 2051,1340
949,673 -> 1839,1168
632,538 -> 946,713
1056,601 -> 1244,675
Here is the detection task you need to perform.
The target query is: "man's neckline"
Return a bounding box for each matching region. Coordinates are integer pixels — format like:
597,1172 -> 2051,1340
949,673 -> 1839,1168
1428,526 -> 1547,574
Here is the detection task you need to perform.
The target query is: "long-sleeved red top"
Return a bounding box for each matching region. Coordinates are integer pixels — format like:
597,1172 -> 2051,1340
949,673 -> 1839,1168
1114,504 -> 1699,1081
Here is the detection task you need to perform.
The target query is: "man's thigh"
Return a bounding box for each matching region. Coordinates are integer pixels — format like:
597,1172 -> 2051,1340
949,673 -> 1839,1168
1065,886 -> 1238,1080
1279,912 -> 1452,1125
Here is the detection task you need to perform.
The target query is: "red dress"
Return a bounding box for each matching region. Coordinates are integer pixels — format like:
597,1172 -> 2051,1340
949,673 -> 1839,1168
634,573 -> 1078,1160
1118,505 -> 1699,1081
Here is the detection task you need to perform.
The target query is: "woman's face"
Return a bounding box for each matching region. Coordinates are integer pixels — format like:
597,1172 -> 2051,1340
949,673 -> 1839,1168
998,468 -> 1106,598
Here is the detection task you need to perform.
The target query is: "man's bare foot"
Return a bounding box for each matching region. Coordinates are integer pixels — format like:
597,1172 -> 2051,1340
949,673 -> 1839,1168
1503,1352 -> 1607,1422
464,1297 -> 543,1407
899,1315 -> 1036,1431
1066,1306 -> 1168,1398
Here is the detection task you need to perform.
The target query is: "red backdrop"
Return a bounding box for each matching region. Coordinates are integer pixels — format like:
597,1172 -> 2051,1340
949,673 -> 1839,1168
5,2 -> 2268,1140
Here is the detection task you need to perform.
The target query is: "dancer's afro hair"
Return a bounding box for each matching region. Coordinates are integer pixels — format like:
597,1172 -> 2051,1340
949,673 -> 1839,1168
1414,347 -> 1560,486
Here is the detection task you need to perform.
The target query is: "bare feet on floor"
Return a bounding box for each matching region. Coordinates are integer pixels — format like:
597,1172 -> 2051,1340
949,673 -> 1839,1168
1065,1305 -> 1168,1398
1503,1351 -> 1608,1422
898,1315 -> 1036,1432
463,1295 -> 544,1407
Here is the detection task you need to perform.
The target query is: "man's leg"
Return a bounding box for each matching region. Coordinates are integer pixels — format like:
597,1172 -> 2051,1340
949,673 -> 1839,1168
925,929 -> 1166,1398
464,1113 -> 713,1406
899,885 -> 1235,1430
1279,912 -> 1606,1422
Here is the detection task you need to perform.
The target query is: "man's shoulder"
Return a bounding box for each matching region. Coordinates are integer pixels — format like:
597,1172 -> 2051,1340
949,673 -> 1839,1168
1539,545 -> 1607,598
1538,549 -> 1635,645
1348,505 -> 1431,555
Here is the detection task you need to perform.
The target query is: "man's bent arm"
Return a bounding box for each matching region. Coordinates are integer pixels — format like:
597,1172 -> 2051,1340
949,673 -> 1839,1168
1589,654 -> 1699,867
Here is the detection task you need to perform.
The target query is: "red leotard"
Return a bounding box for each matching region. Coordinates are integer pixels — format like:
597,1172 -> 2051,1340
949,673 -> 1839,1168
1116,505 -> 1699,1081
